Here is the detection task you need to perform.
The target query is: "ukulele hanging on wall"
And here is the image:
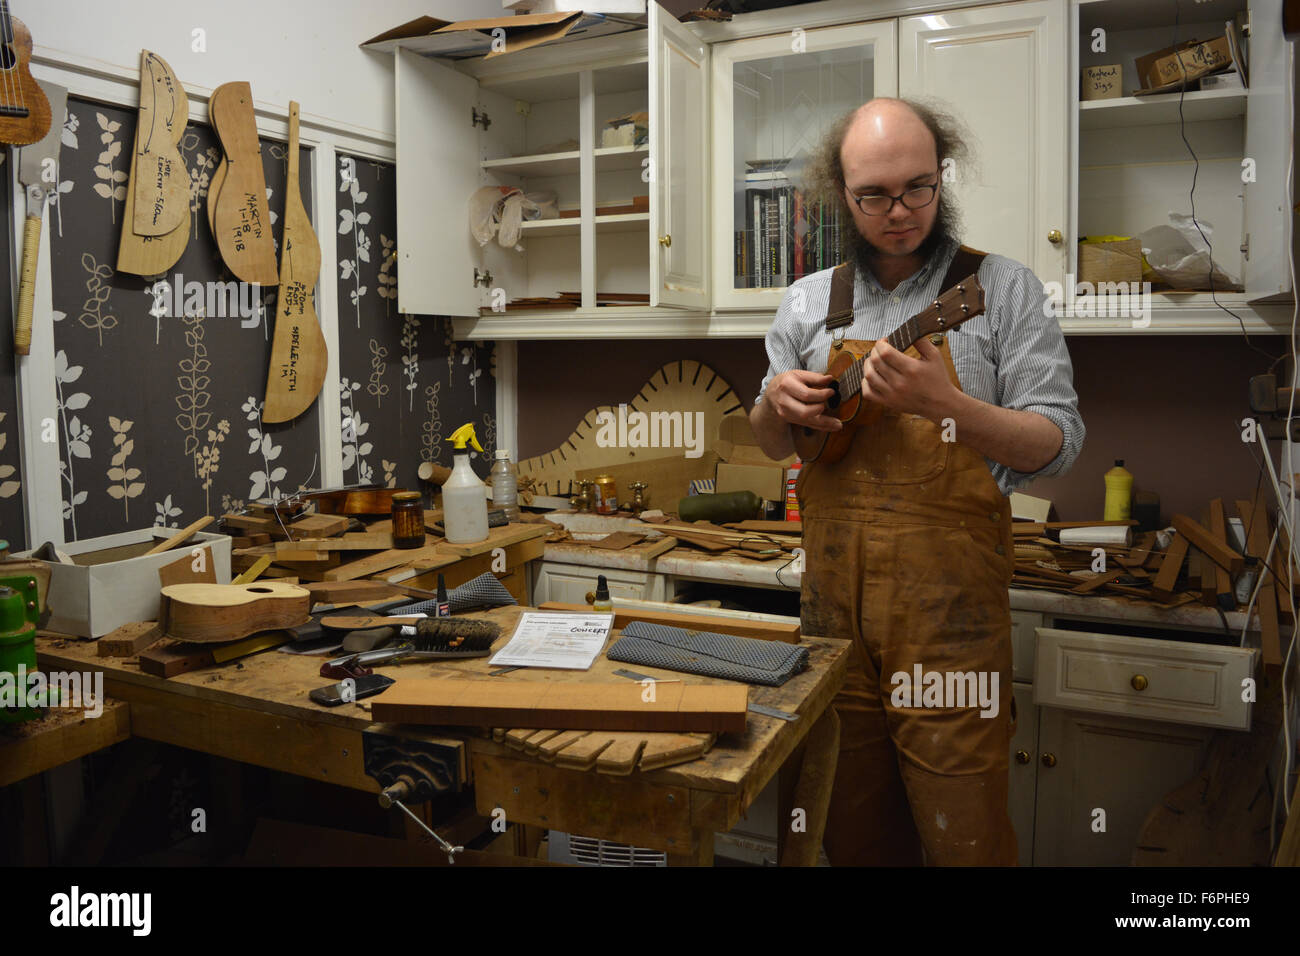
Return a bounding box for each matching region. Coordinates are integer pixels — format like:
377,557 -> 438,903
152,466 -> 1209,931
209,81 -> 278,285
0,1 -> 50,146
117,50 -> 190,277
262,101 -> 327,423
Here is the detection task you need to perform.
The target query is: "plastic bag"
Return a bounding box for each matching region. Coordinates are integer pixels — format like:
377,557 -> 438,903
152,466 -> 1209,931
1136,213 -> 1241,291
468,186 -> 559,250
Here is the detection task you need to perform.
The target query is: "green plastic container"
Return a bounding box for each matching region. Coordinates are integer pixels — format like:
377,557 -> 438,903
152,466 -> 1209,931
0,585 -> 41,724
677,490 -> 763,524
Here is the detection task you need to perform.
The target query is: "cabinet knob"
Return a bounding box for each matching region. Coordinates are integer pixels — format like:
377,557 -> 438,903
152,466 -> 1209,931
585,591 -> 595,605
1047,229 -> 1063,244
1041,752 -> 1057,768
1131,673 -> 1149,691
659,234 -> 672,247
1015,749 -> 1031,765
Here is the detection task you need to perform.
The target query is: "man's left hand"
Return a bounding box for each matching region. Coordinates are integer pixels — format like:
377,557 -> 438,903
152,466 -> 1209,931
860,336 -> 957,421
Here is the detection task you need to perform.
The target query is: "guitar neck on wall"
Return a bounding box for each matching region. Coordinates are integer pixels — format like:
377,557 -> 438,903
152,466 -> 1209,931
790,274 -> 987,466
0,0 -> 50,146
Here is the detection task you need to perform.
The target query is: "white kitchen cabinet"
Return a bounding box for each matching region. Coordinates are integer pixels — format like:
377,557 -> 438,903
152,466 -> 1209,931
708,19 -> 898,310
394,3 -> 709,319
1009,681 -> 1039,867
900,0 -> 1070,288
531,560 -> 668,604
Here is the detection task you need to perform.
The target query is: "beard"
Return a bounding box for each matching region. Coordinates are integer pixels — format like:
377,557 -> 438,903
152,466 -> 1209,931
845,192 -> 961,281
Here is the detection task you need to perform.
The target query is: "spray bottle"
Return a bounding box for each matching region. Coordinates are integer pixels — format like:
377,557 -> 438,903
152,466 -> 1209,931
443,423 -> 489,544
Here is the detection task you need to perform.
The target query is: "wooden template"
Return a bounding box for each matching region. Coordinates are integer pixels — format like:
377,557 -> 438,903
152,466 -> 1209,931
209,81 -> 278,284
133,50 -> 189,235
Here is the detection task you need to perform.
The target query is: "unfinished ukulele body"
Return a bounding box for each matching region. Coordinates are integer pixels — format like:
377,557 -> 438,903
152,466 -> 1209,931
159,581 -> 310,643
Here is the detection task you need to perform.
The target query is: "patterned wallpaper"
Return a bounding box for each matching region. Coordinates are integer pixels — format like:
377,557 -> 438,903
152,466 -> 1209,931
21,96 -> 494,543
333,155 -> 495,488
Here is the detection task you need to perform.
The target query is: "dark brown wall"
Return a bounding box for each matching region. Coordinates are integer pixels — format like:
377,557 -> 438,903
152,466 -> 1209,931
518,334 -> 1285,523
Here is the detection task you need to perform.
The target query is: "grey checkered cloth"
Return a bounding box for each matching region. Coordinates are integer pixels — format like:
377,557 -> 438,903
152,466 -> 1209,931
399,572 -> 517,615
607,621 -> 809,686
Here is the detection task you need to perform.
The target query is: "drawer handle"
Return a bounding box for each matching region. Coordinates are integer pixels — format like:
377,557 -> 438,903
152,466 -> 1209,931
1015,750 -> 1030,765
1041,753 -> 1057,768
1131,674 -> 1149,691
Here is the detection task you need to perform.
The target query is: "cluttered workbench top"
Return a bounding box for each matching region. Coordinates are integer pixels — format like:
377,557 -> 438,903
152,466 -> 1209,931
541,512 -> 1271,636
35,604 -> 851,803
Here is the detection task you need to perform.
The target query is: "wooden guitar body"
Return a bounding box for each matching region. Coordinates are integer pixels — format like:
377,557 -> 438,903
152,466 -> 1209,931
0,6 -> 50,146
160,581 -> 310,643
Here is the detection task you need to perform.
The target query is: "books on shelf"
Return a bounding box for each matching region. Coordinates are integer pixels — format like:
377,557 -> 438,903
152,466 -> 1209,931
735,159 -> 844,290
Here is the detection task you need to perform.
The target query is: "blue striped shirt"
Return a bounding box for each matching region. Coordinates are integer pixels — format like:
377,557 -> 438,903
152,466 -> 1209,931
755,237 -> 1085,495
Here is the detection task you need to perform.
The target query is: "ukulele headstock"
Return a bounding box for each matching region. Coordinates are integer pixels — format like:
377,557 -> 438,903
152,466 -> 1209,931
927,274 -> 986,334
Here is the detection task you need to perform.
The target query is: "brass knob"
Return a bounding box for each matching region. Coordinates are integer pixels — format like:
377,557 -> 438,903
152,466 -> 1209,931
585,591 -> 596,605
659,235 -> 672,247
1131,674 -> 1148,691
1047,229 -> 1063,244
1015,750 -> 1030,765
1041,753 -> 1057,768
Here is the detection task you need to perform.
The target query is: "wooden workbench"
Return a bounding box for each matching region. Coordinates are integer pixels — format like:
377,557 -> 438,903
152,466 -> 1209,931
35,604 -> 849,866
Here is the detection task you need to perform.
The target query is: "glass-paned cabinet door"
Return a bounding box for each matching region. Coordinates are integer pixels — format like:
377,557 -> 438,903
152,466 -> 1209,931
710,21 -> 897,310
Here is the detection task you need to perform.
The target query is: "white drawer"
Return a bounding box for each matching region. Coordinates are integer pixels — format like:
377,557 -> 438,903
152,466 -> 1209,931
1033,627 -> 1257,730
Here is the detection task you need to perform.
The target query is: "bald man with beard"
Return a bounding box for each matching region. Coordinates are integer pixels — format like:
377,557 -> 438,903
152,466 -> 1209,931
750,99 -> 1084,866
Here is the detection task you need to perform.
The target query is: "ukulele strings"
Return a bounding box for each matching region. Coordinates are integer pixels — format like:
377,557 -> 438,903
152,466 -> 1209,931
0,1 -> 22,116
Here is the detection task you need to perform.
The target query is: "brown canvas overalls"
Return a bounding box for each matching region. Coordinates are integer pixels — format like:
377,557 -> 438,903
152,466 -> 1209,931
797,248 -> 1018,866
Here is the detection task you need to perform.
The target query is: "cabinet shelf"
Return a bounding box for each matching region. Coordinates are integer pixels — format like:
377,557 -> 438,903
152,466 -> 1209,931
481,144 -> 648,179
1079,87 -> 1246,130
519,212 -> 649,237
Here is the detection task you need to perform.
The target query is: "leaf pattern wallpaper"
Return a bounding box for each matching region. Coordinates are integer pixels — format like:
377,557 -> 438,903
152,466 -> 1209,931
48,97 -> 319,540
0,155 -> 24,550
333,155 -> 496,488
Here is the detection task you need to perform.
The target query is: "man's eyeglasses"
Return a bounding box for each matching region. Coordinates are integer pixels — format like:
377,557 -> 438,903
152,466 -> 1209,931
845,182 -> 938,216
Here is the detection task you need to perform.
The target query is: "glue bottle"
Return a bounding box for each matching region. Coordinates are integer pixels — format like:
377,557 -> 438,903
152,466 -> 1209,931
1103,459 -> 1133,521
443,423 -> 489,544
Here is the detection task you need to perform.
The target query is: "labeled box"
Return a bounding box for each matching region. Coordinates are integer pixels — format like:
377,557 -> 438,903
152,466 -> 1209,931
1081,64 -> 1122,101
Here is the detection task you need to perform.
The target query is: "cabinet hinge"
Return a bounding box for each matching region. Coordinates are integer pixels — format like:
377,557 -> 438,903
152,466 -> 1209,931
1241,234 -> 1250,261
471,107 -> 491,130
474,268 -> 493,287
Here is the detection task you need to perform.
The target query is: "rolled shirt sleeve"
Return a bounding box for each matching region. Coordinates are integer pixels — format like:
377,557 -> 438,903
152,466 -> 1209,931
987,265 -> 1086,491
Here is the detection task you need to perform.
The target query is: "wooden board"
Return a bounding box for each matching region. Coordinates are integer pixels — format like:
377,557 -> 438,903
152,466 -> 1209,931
97,620 -> 163,657
159,582 -> 310,642
209,81 -> 278,285
322,539 -> 445,581
262,101 -> 327,423
133,51 -> 189,235
1240,495 -> 1281,669
0,700 -> 131,788
370,679 -> 748,734
117,97 -> 189,276
303,580 -> 402,605
432,523 -> 550,558
538,601 -> 800,643
285,533 -> 395,552
1171,513 -> 1244,575
158,548 -> 217,588
143,515 -> 215,556
589,531 -> 647,550
1151,532 -> 1190,601
494,726 -> 716,774
517,359 -> 744,498
724,521 -> 802,535
139,638 -> 214,677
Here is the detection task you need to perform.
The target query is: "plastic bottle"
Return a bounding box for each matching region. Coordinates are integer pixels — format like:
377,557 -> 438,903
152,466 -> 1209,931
443,423 -> 489,544
491,448 -> 520,522
1103,459 -> 1133,521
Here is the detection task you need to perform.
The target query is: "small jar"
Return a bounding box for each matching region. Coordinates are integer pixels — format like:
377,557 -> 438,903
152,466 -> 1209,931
391,491 -> 425,549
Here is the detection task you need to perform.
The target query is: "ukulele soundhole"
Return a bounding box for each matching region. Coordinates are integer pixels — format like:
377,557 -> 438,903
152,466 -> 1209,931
826,392 -> 840,411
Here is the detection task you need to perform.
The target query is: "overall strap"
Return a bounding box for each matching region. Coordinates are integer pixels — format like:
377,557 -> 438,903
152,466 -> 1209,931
822,244 -> 987,334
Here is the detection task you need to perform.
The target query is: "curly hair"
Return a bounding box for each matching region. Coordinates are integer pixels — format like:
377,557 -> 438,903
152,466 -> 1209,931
800,97 -> 973,240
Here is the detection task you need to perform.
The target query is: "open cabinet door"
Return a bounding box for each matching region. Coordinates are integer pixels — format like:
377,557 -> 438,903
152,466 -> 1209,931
649,2 -> 709,309
395,48 -> 481,317
1243,0 -> 1292,298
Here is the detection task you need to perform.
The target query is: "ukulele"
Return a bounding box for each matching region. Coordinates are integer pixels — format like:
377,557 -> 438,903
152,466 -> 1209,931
159,581 -> 310,643
790,274 -> 986,465
0,1 -> 50,146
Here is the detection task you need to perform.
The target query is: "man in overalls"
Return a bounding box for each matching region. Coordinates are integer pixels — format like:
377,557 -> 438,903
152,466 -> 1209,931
750,99 -> 1085,865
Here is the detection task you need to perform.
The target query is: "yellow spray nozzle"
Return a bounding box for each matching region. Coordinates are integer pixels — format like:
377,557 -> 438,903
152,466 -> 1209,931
447,422 -> 484,452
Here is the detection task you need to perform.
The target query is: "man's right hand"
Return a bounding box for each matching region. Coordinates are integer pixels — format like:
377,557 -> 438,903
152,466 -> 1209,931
764,369 -> 843,432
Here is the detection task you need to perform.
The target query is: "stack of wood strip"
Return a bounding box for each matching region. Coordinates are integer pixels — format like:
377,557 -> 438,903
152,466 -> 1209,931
634,516 -> 801,562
